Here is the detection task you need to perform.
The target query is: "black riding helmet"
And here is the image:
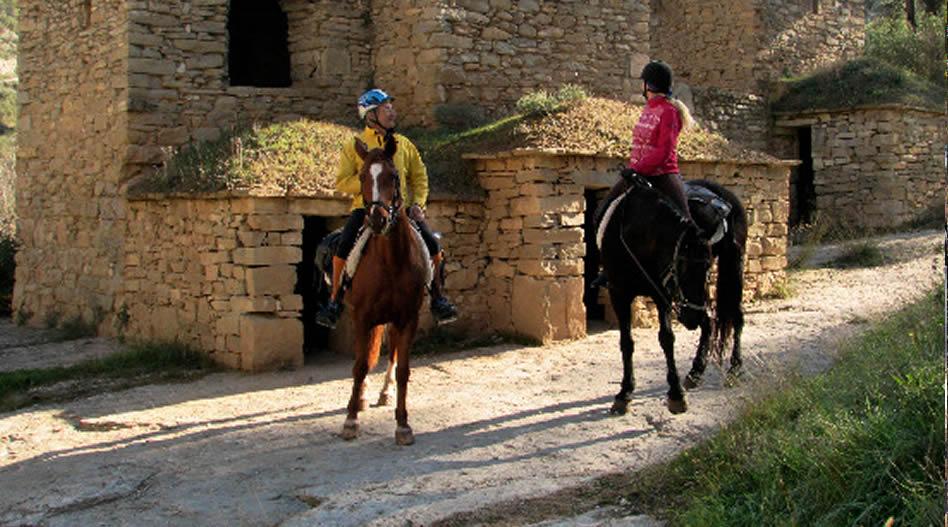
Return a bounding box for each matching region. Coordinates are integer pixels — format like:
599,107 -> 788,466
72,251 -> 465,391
640,60 -> 673,94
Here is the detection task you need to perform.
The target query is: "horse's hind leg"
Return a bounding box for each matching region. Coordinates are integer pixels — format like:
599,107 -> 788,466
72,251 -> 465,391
684,312 -> 712,390
725,310 -> 745,386
377,347 -> 397,406
389,319 -> 418,445
658,306 -> 687,414
342,324 -> 384,440
609,291 -> 635,416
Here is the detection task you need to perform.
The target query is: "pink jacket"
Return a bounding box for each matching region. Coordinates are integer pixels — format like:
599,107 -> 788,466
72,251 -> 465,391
627,96 -> 682,176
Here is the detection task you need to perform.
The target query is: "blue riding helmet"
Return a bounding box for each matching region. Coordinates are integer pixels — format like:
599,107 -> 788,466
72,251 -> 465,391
358,89 -> 393,119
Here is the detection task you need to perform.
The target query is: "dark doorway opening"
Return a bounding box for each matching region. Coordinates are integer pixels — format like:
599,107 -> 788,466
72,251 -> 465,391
227,0 -> 291,87
790,126 -> 815,227
297,216 -> 330,356
583,189 -> 606,322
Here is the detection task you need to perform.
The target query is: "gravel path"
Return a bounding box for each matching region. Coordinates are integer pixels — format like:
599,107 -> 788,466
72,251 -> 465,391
0,230 -> 941,527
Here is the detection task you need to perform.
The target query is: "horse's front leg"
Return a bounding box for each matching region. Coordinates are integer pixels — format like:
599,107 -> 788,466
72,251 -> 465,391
341,324 -> 384,440
377,351 -> 396,406
390,319 -> 418,445
658,306 -> 687,414
683,311 -> 712,390
609,291 -> 635,415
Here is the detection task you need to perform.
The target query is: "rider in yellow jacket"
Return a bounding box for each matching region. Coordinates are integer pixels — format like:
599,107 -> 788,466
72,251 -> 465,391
315,88 -> 459,329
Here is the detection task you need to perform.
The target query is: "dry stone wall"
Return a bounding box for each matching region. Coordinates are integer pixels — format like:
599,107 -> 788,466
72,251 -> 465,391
374,0 -> 650,127
123,194 -> 489,369
692,87 -> 770,152
126,0 -> 372,179
652,0 -> 864,93
777,106 -> 944,231
470,151 -> 791,340
14,0 -> 129,330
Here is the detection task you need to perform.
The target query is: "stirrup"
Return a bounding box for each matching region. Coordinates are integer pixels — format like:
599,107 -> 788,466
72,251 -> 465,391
315,300 -> 344,329
430,297 -> 458,325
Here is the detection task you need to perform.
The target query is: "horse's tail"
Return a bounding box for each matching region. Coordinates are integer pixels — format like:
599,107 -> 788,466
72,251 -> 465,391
691,180 -> 747,358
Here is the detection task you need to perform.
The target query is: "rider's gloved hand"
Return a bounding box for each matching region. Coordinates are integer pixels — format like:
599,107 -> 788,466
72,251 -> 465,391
408,204 -> 426,222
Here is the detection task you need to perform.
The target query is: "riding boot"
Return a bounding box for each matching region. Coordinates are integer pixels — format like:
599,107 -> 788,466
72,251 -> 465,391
589,270 -> 609,289
429,252 -> 458,324
315,256 -> 347,329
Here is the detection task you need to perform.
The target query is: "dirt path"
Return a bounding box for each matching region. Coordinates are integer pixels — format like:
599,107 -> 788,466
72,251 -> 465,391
0,230 -> 941,527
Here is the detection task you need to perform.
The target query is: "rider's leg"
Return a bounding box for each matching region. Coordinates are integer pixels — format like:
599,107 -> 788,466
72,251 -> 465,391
315,209 -> 366,329
590,177 -> 631,290
650,173 -> 695,224
415,218 -> 458,324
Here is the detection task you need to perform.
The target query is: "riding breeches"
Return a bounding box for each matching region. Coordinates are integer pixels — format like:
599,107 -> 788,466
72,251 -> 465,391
334,208 -> 441,259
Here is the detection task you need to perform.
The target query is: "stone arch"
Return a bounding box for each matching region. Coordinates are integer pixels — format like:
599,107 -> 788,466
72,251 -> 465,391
227,0 -> 291,87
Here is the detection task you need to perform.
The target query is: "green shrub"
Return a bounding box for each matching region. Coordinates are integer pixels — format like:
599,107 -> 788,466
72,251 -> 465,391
516,89 -> 560,115
831,240 -> 887,268
515,84 -> 589,116
865,10 -> 945,86
433,103 -> 489,131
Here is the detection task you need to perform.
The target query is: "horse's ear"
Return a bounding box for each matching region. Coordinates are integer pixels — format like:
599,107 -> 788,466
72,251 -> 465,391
384,134 -> 397,159
354,138 -> 368,160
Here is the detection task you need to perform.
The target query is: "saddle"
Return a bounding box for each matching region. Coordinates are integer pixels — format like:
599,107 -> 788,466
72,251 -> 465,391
314,224 -> 433,292
685,183 -> 732,245
596,174 -> 731,249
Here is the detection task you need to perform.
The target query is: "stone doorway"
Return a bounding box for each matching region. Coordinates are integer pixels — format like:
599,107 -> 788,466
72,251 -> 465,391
583,188 -> 606,323
789,126 -> 815,227
297,216 -> 331,356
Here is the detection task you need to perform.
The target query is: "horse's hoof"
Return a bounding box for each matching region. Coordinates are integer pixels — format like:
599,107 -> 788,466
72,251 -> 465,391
395,426 -> 415,445
724,367 -> 742,388
610,400 -> 630,416
341,420 -> 359,440
667,397 -> 688,414
683,374 -> 702,391
377,393 -> 392,407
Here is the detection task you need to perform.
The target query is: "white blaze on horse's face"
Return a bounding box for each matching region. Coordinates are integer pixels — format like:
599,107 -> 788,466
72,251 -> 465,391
369,163 -> 383,203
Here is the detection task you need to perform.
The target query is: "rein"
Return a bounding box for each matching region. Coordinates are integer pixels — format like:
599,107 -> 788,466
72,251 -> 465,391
616,191 -> 708,316
365,167 -> 403,235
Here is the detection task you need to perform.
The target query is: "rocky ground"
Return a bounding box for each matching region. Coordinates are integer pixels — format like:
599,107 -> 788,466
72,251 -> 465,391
0,229 -> 942,527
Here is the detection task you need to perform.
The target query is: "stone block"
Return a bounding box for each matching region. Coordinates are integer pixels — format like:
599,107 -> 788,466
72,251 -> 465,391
233,247 -> 302,266
247,214 -> 304,232
231,296 -> 279,313
278,295 -> 303,311
245,265 -> 296,296
239,315 -> 303,372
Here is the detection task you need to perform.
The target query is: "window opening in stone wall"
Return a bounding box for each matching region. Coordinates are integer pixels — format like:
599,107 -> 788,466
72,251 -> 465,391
583,189 -> 607,326
298,216 -> 331,356
227,0 -> 292,87
80,0 -> 92,28
790,126 -> 816,227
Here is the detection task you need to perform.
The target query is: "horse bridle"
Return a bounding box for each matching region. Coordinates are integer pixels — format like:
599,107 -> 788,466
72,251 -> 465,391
365,165 -> 403,234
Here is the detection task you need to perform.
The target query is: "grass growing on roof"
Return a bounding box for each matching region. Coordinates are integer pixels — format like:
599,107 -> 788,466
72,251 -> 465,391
773,57 -> 943,113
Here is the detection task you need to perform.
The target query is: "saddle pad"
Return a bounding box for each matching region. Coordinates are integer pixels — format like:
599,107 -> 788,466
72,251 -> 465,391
342,224 -> 434,288
596,192 -> 626,251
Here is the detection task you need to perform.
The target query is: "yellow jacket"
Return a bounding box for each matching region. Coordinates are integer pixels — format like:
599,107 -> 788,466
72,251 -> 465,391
336,127 -> 429,210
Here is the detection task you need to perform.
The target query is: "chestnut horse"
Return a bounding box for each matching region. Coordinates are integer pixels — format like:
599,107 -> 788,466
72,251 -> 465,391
340,135 -> 429,446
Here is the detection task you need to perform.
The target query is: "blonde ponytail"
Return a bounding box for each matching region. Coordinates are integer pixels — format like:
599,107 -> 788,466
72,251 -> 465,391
667,96 -> 696,132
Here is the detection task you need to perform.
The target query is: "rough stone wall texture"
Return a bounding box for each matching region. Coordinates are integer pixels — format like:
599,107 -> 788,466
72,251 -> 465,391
125,0 -> 371,179
691,87 -> 770,153
472,152 -> 791,339
375,0 -> 650,127
652,0 -> 864,94
782,107 -> 944,231
14,0 -> 129,330
123,195 -> 489,368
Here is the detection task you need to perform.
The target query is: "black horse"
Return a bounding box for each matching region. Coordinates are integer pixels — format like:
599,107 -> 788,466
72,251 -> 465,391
598,176 -> 747,415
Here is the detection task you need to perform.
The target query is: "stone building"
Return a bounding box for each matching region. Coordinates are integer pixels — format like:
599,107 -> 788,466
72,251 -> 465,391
13,0 -> 867,369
